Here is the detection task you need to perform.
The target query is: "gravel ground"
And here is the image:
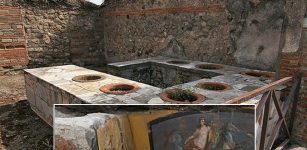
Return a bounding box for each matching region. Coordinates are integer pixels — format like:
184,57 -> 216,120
0,74 -> 26,106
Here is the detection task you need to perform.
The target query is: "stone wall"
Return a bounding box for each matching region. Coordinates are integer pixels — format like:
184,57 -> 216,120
24,70 -> 83,126
1,0 -> 304,72
0,1 -> 105,73
108,62 -> 220,88
23,5 -> 105,68
277,0 -> 306,147
103,0 -> 288,71
291,18 -> 307,147
0,6 -> 28,74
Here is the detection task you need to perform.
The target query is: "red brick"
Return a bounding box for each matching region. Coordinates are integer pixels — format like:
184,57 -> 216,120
295,111 -> 307,120
0,6 -> 27,68
297,100 -> 307,107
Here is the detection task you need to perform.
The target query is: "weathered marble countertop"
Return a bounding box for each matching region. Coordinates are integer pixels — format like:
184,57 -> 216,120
108,56 -> 273,76
25,65 -> 161,104
109,57 -> 272,104
25,62 -> 270,104
163,74 -> 266,104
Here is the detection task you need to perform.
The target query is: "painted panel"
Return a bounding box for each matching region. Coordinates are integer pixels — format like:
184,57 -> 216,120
150,112 -> 254,150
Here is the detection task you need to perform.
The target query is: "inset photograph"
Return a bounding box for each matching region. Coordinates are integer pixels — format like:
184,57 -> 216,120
54,105 -> 255,150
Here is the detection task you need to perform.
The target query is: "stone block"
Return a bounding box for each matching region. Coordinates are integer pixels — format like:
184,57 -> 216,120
24,65 -> 163,123
25,82 -> 36,106
35,81 -> 48,102
54,113 -> 116,150
1,39 -> 13,43
16,25 -> 23,29
35,97 -> 52,121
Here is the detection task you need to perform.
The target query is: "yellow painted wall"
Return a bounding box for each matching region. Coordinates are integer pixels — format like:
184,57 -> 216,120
128,110 -> 178,150
97,116 -> 134,150
96,110 -> 179,150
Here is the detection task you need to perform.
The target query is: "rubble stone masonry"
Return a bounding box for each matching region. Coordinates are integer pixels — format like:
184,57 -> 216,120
291,27 -> 307,147
278,0 -> 306,146
0,1 -> 105,74
103,0 -> 288,71
1,0 -> 307,147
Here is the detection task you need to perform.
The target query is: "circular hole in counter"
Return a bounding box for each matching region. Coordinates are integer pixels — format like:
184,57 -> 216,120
197,82 -> 232,92
72,74 -> 106,82
241,71 -> 274,78
100,83 -> 140,95
160,89 -> 205,104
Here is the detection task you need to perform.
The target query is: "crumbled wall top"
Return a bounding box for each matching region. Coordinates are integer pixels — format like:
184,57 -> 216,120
1,0 -> 105,7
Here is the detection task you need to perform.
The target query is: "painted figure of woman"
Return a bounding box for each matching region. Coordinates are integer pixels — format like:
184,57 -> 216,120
184,117 -> 211,150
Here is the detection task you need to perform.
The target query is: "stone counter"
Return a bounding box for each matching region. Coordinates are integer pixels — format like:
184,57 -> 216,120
25,64 -> 270,125
108,57 -> 271,104
108,56 -> 254,76
24,65 -> 161,125
166,74 -> 267,104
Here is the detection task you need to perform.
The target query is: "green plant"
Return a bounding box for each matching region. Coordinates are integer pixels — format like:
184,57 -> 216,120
174,71 -> 187,85
167,89 -> 196,102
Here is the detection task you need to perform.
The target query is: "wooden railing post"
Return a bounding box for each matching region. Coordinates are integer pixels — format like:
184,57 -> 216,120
224,73 -> 302,149
259,95 -> 271,150
287,73 -> 302,134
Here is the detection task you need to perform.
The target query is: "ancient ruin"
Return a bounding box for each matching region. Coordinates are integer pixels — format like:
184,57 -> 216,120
0,0 -> 307,150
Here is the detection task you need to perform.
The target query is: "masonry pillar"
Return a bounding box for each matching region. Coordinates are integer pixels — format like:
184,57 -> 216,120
0,6 -> 28,75
276,0 -> 307,146
290,18 -> 307,147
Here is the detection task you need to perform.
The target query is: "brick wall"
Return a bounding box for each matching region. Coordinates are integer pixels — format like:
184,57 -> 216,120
0,6 -> 28,73
22,6 -> 105,68
278,53 -> 302,78
0,1 -> 105,74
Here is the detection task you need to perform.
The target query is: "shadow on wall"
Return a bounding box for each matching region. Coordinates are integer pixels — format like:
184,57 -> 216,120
103,0 -> 297,71
230,0 -> 286,71
19,2 -> 105,68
